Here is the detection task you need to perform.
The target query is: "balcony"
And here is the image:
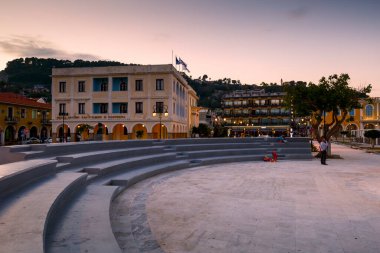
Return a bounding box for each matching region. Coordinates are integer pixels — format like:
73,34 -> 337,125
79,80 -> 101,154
223,113 -> 290,118
41,119 -> 52,125
4,117 -> 19,124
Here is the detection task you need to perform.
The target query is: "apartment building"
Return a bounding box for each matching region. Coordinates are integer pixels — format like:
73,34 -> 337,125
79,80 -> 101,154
221,89 -> 291,137
51,65 -> 198,142
0,92 -> 52,145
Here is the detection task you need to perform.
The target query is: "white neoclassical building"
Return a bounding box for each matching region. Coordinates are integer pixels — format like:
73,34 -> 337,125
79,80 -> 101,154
51,65 -> 198,142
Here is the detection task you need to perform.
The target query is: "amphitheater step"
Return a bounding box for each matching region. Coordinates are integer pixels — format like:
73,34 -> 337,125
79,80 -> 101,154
100,160 -> 190,187
45,185 -> 122,253
0,159 -> 57,198
0,172 -> 87,253
82,153 -> 177,180
55,146 -> 166,170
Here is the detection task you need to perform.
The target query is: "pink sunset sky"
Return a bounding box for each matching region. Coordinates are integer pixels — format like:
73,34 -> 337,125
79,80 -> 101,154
0,0 -> 379,96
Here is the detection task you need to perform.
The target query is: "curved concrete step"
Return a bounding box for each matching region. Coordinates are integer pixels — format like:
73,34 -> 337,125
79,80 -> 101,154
45,185 -> 122,253
20,140 -> 158,160
0,159 -> 57,197
0,172 -> 87,253
55,146 -> 165,168
82,153 -> 177,180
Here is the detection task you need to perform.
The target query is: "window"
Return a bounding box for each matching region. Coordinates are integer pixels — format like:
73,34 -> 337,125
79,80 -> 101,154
78,103 -> 85,114
93,103 -> 108,114
59,82 -> 66,93
112,103 -> 128,113
120,81 -> 127,91
78,81 -> 85,92
7,107 -> 13,118
155,102 -> 164,113
365,105 -> 373,117
100,81 -> 108,91
32,109 -> 37,119
112,77 -> 128,91
21,108 -> 26,118
136,102 -> 143,113
349,109 -> 355,116
135,80 -> 143,91
156,79 -> 164,90
120,103 -> 128,113
93,78 -> 108,92
59,103 -> 66,114
100,103 -> 108,113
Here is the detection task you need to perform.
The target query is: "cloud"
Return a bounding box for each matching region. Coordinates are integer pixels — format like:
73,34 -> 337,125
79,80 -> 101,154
288,6 -> 309,19
0,35 -> 99,61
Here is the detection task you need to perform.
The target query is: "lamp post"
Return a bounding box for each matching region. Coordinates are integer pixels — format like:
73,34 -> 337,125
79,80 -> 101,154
59,112 -> 68,142
152,104 -> 168,139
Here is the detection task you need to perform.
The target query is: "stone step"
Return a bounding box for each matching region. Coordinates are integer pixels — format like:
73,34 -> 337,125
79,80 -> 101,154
0,159 -> 57,198
55,146 -> 165,169
103,160 -> 189,187
82,153 -> 177,180
0,172 -> 87,253
45,185 -> 122,253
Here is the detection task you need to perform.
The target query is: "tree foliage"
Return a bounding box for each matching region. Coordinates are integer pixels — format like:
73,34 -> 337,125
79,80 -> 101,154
192,123 -> 211,137
284,74 -> 371,141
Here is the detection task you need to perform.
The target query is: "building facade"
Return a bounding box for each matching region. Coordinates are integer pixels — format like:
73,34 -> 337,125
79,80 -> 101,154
221,89 -> 291,137
0,93 -> 52,145
51,65 -> 198,142
320,97 -> 380,143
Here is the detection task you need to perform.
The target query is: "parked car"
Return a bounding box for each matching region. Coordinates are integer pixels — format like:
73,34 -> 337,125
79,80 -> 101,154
26,137 -> 40,144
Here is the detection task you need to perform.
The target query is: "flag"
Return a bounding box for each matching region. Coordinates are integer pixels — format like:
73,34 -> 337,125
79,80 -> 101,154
175,56 -> 190,72
179,57 -> 187,68
175,57 -> 181,65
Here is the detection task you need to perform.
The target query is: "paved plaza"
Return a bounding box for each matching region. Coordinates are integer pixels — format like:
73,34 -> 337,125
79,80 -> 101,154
111,143 -> 380,253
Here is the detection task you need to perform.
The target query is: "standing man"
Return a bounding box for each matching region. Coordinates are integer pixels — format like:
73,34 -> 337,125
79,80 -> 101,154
320,137 -> 328,165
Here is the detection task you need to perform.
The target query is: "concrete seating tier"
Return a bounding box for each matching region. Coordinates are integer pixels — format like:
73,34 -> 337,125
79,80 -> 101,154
45,185 -> 122,253
82,153 -> 178,181
0,140 -> 163,164
46,160 -> 189,253
55,146 -> 166,169
0,159 -> 57,197
0,137 -> 312,253
0,172 -> 87,253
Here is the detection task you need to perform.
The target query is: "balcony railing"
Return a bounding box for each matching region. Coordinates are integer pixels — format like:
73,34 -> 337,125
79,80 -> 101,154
41,119 -> 52,125
222,103 -> 286,108
4,117 -> 19,124
225,122 -> 291,127
223,113 -> 291,117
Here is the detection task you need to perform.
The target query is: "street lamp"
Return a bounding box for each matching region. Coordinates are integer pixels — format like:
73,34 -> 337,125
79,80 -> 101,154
152,104 -> 168,139
59,112 -> 68,142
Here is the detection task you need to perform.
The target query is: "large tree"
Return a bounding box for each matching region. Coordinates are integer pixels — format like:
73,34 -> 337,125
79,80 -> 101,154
284,74 -> 371,143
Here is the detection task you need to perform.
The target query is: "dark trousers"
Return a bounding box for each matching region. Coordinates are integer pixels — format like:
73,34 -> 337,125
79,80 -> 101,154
321,150 -> 327,164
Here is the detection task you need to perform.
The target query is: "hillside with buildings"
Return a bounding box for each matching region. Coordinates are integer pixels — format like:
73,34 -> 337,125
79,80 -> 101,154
0,57 -> 285,107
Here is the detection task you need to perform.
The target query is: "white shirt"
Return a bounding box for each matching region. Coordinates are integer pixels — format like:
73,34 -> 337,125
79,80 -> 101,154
320,141 -> 328,151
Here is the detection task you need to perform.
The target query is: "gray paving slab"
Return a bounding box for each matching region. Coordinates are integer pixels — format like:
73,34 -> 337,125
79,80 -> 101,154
111,143 -> 380,253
